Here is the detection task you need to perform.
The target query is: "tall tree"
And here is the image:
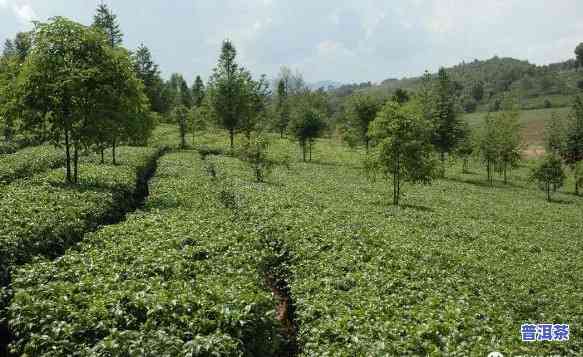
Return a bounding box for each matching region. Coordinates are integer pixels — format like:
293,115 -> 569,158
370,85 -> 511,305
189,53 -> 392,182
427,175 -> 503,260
531,154 -> 566,202
208,40 -> 245,149
93,3 -> 123,48
478,113 -> 499,186
562,95 -> 583,195
392,88 -> 410,105
132,44 -> 165,113
495,108 -> 522,184
275,78 -> 290,138
239,72 -> 270,139
432,67 -> 463,176
344,94 -> 381,153
367,101 -> 436,206
192,75 -> 205,107
172,105 -> 189,148
545,111 -> 565,156
575,43 -> 583,70
18,17 -> 146,181
290,97 -> 325,162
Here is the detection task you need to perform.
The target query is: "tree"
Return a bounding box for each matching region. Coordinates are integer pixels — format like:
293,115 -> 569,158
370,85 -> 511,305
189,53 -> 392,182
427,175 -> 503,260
344,94 -> 381,153
240,133 -> 273,182
290,101 -> 325,162
93,3 -> 123,48
495,108 -> 522,184
531,154 -> 566,202
172,105 -> 189,148
478,113 -> 500,186
239,72 -> 270,140
392,88 -> 410,105
18,17 -> 146,181
432,67 -> 464,176
367,101 -> 436,206
456,122 -> 474,173
545,111 -> 565,156
132,44 -> 165,113
168,73 -> 192,109
575,43 -> 583,70
471,81 -> 484,102
192,75 -> 205,107
208,40 -> 245,149
562,95 -> 583,195
190,105 -> 208,146
275,79 -> 290,138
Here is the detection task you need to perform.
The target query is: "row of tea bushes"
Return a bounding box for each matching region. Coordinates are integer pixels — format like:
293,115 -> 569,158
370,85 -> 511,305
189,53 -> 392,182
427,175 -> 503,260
7,152 -> 287,356
0,145 -> 64,184
0,146 -> 160,287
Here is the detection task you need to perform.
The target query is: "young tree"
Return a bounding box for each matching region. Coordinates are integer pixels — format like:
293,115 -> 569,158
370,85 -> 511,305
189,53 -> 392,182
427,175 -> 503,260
456,122 -> 474,173
575,43 -> 583,70
562,95 -> 583,195
495,109 -> 522,184
192,75 -> 205,107
190,104 -> 208,146
168,73 -> 192,109
531,154 -> 566,202
344,94 -> 381,153
392,88 -> 410,105
93,3 -> 123,48
290,103 -> 325,162
132,44 -> 165,113
240,133 -> 273,182
368,101 -> 436,206
275,79 -> 290,138
545,111 -> 565,156
239,72 -> 270,140
208,40 -> 245,149
478,113 -> 499,186
172,105 -> 189,149
432,67 -> 464,177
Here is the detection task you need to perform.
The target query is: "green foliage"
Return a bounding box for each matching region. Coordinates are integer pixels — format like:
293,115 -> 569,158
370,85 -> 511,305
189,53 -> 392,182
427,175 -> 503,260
239,134 -> 273,182
8,152 -> 286,356
544,111 -> 565,156
563,95 -> 583,194
290,101 -> 325,162
172,105 -> 189,148
530,154 -> 566,201
92,3 -> 123,48
0,145 -> 63,184
432,68 -> 464,174
132,44 -> 166,114
575,43 -> 583,69
391,88 -> 410,105
368,101 -> 436,205
17,17 -> 148,182
275,79 -> 291,138
343,94 -> 381,152
191,75 -> 205,108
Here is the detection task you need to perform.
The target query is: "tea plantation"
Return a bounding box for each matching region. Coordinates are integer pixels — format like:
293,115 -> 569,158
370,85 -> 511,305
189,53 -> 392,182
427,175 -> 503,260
1,126 -> 581,356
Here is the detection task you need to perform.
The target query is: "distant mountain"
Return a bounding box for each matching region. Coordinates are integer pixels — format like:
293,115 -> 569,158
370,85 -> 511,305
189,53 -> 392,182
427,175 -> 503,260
307,80 -> 344,91
335,56 -> 583,112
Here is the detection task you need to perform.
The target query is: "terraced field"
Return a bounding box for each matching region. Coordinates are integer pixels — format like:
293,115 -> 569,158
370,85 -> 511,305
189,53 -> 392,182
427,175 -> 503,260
2,128 -> 582,355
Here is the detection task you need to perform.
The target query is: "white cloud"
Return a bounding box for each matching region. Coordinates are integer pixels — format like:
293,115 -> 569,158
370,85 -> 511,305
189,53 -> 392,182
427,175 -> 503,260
0,0 -> 37,25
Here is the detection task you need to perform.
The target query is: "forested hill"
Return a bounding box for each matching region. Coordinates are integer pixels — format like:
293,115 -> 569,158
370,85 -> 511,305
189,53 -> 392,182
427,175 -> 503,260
332,56 -> 583,113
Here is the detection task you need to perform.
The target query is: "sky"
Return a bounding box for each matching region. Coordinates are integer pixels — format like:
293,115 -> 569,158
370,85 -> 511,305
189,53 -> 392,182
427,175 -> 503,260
1,0 -> 583,84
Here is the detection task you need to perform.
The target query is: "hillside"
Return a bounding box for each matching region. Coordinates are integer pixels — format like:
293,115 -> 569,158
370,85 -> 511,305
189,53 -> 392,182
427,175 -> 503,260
335,56 -> 583,113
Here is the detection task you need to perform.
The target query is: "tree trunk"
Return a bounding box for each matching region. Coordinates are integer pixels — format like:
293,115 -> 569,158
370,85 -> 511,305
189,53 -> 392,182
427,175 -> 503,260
576,173 -> 580,196
100,148 -> 104,164
503,165 -> 508,185
280,129 -> 284,139
302,142 -> 306,162
73,144 -> 79,184
547,183 -> 551,202
440,151 -> 446,178
112,137 -> 117,165
64,126 -> 72,183
229,128 -> 234,150
309,140 -> 312,161
365,137 -> 369,154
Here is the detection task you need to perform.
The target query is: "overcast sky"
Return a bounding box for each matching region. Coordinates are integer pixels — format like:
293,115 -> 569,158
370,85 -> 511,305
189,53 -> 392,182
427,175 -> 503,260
1,0 -> 583,84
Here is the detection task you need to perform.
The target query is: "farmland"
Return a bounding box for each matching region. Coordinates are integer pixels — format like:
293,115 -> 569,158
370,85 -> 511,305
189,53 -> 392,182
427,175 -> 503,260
1,125 -> 581,355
